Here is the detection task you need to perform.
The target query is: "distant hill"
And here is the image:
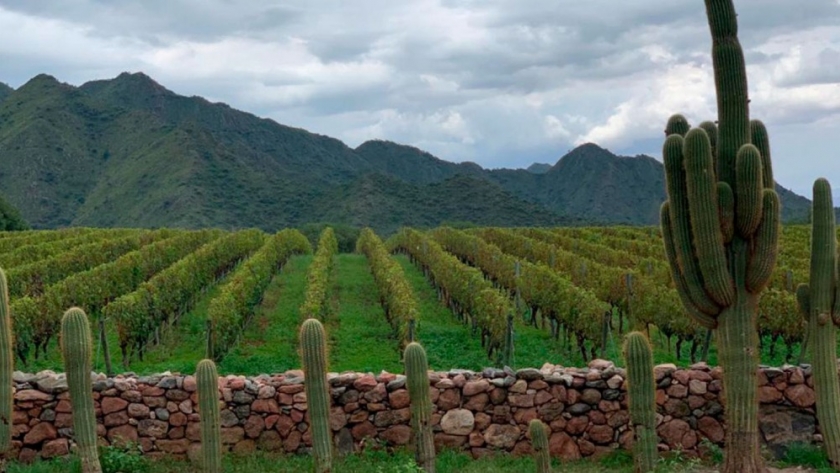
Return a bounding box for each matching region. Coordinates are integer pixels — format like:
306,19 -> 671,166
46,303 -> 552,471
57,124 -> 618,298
526,163 -> 552,174
0,72 -> 820,233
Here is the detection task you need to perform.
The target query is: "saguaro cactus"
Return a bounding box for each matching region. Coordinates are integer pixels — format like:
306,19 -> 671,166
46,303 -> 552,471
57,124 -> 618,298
659,2 -> 780,472
0,269 -> 12,461
196,359 -> 222,473
60,308 -> 102,473
529,419 -> 550,473
300,318 -> 332,473
623,332 -> 657,472
404,342 -> 435,473
796,178 -> 840,468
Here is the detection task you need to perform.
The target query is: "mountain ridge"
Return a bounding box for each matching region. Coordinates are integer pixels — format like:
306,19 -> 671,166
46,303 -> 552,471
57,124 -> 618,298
0,72 -> 818,233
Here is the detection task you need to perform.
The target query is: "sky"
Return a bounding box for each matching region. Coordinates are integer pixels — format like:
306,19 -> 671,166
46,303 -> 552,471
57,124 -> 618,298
0,1 -> 838,198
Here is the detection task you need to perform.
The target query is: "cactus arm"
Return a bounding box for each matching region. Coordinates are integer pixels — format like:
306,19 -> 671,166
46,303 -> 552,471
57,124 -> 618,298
0,269 -> 11,456
663,135 -> 722,315
196,359 -> 222,473
404,342 -> 435,473
61,308 -> 102,473
300,318 -> 333,472
705,0 -> 750,189
683,127 -> 735,306
717,182 -> 735,244
750,120 -> 774,189
660,202 -> 720,328
623,332 -> 658,472
699,120 -> 719,166
735,144 -> 765,237
529,419 -> 550,473
797,284 -> 811,322
746,190 -> 780,292
665,114 -> 690,136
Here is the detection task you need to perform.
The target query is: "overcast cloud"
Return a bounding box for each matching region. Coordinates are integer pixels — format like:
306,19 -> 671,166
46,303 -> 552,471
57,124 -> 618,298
0,0 -> 838,197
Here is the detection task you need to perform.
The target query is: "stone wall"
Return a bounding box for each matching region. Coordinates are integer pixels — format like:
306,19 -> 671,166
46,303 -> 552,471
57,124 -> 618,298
9,360 -> 821,462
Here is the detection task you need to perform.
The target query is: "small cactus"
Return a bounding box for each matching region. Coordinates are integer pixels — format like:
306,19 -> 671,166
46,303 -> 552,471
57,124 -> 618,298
529,419 -> 550,473
404,342 -> 435,472
60,308 -> 102,473
0,269 -> 12,459
196,359 -> 222,473
300,318 -> 332,472
623,331 -> 658,472
796,178 -> 840,468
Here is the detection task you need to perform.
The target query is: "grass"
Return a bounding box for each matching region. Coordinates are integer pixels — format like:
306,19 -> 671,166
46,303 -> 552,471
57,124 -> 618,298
327,253 -> 404,373
5,446 -> 712,473
218,255 -> 312,374
395,254 -> 499,371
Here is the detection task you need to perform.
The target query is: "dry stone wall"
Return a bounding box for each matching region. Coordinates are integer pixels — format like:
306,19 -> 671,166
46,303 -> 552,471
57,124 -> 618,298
8,360 -> 824,462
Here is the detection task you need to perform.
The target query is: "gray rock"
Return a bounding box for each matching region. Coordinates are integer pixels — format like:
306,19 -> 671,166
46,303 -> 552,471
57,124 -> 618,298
516,368 -> 543,381
156,376 -> 178,389
387,376 -> 406,391
566,403 -> 591,415
35,374 -> 68,394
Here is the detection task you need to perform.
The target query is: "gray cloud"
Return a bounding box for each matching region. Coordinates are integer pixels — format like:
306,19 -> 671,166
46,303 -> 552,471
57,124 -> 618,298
0,0 -> 839,196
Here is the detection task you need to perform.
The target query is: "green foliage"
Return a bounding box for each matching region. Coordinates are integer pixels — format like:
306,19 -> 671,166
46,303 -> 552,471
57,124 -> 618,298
60,308 -> 101,473
99,443 -> 148,473
207,229 -> 311,359
300,318 -> 333,472
299,223 -> 360,254
0,194 -> 28,231
300,228 -> 338,321
356,228 -> 418,345
105,229 -> 264,367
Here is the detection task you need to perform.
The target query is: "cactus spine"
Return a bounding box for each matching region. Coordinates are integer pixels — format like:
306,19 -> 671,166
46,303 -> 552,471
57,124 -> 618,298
623,332 -> 657,472
529,419 -> 550,473
660,2 -> 780,471
404,342 -> 435,473
300,318 -> 332,472
196,359 -> 222,473
796,178 -> 840,468
0,269 -> 12,461
60,308 -> 102,473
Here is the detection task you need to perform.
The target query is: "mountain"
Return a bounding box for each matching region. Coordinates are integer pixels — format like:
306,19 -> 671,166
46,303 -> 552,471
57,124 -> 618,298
0,83 -> 12,104
0,72 -> 821,234
526,163 -> 552,174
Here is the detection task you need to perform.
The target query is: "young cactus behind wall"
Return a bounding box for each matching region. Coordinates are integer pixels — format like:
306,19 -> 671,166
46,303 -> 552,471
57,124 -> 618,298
404,342 -> 435,473
529,419 -> 550,473
0,269 -> 12,464
623,332 -> 657,473
300,318 -> 333,473
60,308 -> 102,473
659,2 -> 780,472
196,359 -> 222,473
796,178 -> 840,469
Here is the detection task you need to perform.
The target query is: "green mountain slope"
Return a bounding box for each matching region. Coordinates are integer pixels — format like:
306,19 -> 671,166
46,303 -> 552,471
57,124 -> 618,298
0,71 -> 824,232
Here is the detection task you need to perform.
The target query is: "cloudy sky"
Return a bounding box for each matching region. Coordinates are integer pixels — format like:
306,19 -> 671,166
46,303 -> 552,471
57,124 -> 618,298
0,0 -> 838,197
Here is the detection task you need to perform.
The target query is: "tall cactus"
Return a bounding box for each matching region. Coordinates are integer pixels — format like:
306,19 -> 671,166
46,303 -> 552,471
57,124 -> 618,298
404,342 -> 435,473
60,308 -> 102,473
300,318 -> 332,473
196,359 -> 222,473
0,269 -> 12,461
529,419 -> 550,473
796,178 -> 840,468
659,2 -> 780,471
623,332 -> 657,473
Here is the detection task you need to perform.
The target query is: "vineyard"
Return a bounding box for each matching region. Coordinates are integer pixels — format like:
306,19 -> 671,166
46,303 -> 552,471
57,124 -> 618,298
1,224 -> 818,377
